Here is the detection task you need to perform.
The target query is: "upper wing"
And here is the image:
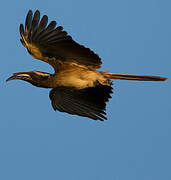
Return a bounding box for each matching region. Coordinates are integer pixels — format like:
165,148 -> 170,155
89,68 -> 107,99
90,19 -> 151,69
20,10 -> 102,71
49,85 -> 113,121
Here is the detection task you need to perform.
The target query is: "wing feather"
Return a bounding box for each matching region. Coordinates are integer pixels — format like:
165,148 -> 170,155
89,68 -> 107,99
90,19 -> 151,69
25,10 -> 32,33
49,85 -> 113,121
20,10 -> 102,71
31,10 -> 40,32
56,96 -> 102,120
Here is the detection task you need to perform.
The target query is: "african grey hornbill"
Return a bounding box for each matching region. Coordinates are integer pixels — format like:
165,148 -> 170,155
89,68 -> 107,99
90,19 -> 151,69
6,10 -> 167,121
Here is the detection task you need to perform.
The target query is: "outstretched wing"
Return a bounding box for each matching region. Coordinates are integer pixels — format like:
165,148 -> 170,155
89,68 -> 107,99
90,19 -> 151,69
49,85 -> 113,121
20,10 -> 102,71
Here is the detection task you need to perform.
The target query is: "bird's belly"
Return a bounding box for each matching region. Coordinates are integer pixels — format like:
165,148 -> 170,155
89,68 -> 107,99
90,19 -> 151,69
54,70 -> 106,89
55,75 -> 95,89
61,78 -> 94,89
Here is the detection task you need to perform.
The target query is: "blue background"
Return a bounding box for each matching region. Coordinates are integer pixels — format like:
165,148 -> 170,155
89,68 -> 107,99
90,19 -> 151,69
1,0 -> 170,179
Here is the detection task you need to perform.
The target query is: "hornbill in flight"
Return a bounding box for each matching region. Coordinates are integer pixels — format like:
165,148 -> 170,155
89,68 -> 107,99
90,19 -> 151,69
7,10 -> 167,121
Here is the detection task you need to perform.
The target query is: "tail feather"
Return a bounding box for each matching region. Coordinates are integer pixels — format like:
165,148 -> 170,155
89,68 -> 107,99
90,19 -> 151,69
110,74 -> 167,81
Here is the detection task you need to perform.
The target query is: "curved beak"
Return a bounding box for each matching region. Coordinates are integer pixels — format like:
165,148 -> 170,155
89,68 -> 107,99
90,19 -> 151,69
6,73 -> 31,82
6,75 -> 17,82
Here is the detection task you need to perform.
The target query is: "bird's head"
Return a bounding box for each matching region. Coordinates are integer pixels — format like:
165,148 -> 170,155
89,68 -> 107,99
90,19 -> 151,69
6,71 -> 51,88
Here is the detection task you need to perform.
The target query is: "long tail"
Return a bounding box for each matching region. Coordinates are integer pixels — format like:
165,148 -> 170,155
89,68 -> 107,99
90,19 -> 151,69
110,74 -> 167,81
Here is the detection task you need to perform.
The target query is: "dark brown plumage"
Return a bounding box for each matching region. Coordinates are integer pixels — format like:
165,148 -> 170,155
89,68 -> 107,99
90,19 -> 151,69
6,10 -> 167,121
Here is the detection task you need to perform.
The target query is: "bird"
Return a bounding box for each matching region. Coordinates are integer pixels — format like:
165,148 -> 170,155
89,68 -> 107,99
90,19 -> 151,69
6,10 -> 167,121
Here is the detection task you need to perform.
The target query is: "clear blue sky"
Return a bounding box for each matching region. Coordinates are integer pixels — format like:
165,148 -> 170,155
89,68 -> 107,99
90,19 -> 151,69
1,0 -> 170,179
